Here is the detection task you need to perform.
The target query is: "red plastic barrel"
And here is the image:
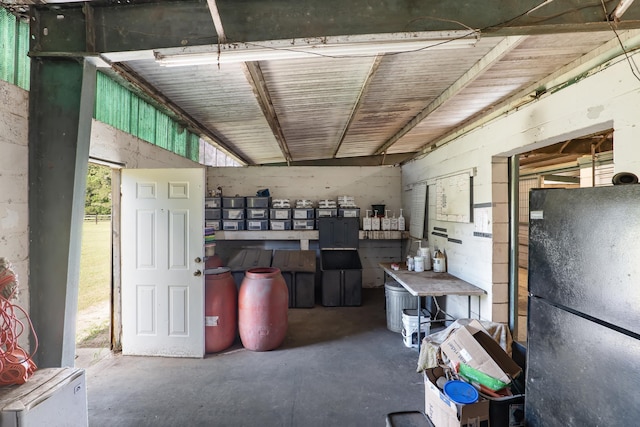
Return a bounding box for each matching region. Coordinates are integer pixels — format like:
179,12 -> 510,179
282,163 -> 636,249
204,267 -> 237,353
205,254 -> 224,269
238,267 -> 289,351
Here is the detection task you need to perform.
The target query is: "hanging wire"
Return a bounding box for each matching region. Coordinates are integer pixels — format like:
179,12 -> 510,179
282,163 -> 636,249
600,0 -> 640,82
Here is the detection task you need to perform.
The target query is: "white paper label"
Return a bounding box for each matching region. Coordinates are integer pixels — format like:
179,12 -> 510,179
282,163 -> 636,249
271,221 -> 285,230
460,348 -> 472,363
530,210 -> 544,220
294,210 -> 307,219
205,316 -> 219,327
229,209 -> 243,219
343,210 -> 357,217
275,210 -> 289,219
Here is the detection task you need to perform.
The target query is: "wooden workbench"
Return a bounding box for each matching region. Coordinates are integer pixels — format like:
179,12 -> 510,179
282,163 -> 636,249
379,262 -> 486,351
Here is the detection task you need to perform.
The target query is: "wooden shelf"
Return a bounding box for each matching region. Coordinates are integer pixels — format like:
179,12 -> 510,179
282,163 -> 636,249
214,230 -> 408,240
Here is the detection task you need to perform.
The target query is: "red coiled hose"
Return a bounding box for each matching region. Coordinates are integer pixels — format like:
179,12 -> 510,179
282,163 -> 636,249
0,259 -> 38,385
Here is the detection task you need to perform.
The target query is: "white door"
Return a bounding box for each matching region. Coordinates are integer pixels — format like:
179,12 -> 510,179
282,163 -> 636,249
121,168 -> 205,357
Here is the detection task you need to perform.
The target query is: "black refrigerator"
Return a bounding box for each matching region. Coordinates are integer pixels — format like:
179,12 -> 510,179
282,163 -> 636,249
526,185 -> 640,426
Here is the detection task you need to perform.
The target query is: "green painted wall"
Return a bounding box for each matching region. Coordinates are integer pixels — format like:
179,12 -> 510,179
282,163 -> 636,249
0,8 -> 30,90
1,7 -> 200,162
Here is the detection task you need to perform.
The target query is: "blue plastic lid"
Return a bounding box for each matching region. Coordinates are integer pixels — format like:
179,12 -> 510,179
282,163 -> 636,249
443,380 -> 479,405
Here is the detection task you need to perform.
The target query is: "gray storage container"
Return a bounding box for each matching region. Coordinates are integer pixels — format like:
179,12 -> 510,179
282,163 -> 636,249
270,220 -> 292,230
270,208 -> 291,220
319,217 -> 362,306
246,196 -> 271,208
292,219 -> 315,230
205,220 -> 221,231
222,220 -> 246,231
338,207 -> 360,218
292,208 -> 315,219
205,197 -> 222,208
205,208 -> 221,220
223,208 -> 245,220
222,197 -> 245,208
246,208 -> 269,219
227,249 -> 273,288
246,219 -> 269,231
271,250 -> 316,308
316,208 -> 338,218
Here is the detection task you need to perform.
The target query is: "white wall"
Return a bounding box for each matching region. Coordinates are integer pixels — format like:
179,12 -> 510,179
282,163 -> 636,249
402,57 -> 640,323
206,166 -> 404,288
0,76 -> 202,322
0,80 -> 29,313
90,120 -> 202,169
206,165 -> 402,217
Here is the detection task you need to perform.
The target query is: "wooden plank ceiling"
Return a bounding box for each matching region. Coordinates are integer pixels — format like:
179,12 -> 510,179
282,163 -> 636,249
22,0 -> 640,166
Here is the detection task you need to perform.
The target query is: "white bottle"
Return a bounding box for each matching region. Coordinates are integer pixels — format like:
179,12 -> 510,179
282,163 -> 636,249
371,210 -> 381,231
390,211 -> 399,231
406,255 -> 414,271
398,209 -> 405,231
382,209 -> 391,231
414,256 -> 425,273
363,210 -> 372,231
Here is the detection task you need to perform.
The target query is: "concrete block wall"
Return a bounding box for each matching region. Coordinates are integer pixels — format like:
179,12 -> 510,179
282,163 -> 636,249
402,57 -> 640,323
0,80 -> 29,312
206,165 -> 402,218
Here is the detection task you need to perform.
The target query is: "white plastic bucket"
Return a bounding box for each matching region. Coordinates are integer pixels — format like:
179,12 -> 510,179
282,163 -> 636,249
385,282 -> 418,333
401,309 -> 430,348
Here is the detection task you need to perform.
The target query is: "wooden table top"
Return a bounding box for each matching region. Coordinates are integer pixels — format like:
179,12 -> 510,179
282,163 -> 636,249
379,262 -> 487,297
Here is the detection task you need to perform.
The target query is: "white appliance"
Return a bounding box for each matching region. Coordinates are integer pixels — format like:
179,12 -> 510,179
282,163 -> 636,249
0,368 -> 88,427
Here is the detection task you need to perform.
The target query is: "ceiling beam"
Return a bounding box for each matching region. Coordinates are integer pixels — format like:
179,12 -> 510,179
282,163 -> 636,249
109,62 -> 249,165
375,35 -> 525,155
243,61 -> 292,164
29,0 -> 640,58
413,29 -> 640,159
30,0 -> 217,55
333,55 -> 384,158
265,152 -> 412,167
214,0 -> 640,42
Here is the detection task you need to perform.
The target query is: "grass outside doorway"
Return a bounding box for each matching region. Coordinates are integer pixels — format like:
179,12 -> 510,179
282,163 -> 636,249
77,220 -> 111,346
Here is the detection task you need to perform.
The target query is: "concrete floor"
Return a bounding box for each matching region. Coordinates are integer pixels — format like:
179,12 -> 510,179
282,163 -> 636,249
81,288 -> 426,426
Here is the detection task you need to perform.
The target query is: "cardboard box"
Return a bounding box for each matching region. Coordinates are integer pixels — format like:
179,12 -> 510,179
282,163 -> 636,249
441,321 -> 522,385
424,367 -> 489,427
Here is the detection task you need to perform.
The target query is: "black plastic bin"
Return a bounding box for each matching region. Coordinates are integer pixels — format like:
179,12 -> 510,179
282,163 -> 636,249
271,250 -> 316,308
227,249 -> 273,289
319,217 -> 362,306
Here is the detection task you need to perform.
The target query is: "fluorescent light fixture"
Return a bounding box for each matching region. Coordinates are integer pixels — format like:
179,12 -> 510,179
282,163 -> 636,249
611,0 -> 636,20
154,31 -> 480,67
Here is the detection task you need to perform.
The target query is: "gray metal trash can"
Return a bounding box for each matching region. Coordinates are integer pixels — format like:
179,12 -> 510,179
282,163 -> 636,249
384,281 -> 418,333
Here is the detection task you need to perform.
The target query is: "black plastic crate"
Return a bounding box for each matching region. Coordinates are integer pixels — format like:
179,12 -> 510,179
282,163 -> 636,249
272,250 -> 316,308
319,217 -> 361,307
227,249 -> 273,288
320,250 -> 362,306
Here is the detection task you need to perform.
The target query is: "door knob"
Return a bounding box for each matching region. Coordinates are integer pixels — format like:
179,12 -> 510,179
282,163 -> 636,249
195,257 -> 202,263
193,270 -> 202,277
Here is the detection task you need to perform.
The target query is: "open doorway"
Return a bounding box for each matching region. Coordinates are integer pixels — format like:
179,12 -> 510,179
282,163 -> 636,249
76,163 -> 112,362
514,129 -> 614,342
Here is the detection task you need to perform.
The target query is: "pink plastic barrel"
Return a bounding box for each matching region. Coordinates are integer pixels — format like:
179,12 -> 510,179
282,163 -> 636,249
238,267 -> 289,351
204,267 -> 237,353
